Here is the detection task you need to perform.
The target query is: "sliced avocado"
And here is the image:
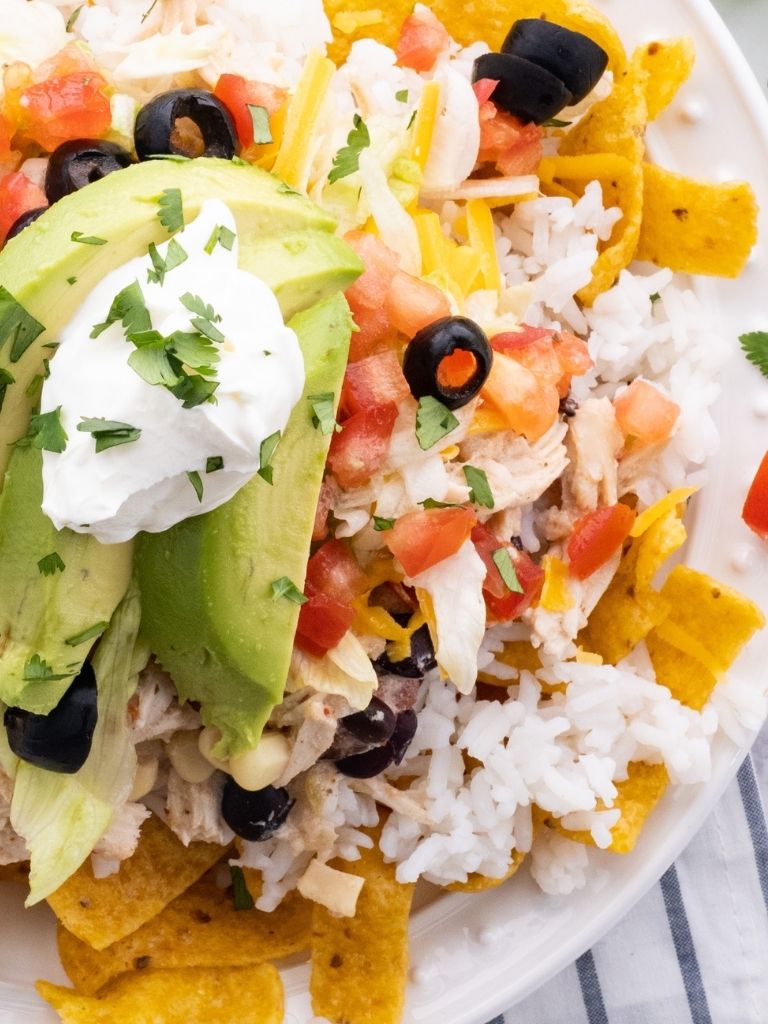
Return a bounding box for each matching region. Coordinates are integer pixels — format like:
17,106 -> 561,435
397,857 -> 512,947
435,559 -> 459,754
0,157 -> 361,480
136,293 -> 354,756
0,445 -> 133,713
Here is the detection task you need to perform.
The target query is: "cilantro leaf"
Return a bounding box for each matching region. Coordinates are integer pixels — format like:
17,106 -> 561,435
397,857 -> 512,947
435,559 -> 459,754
740,331 -> 768,378
23,654 -> 71,682
395,89 -> 409,103
187,470 -> 204,502
271,576 -> 308,604
166,330 -> 219,373
0,367 -> 14,413
66,4 -> 84,31
650,292 -> 661,304
147,238 -> 188,285
204,224 -> 236,254
170,374 -> 219,409
206,455 -> 224,473
127,339 -> 182,387
308,393 -> 340,435
372,515 -> 395,531
91,280 -> 151,338
541,117 -> 572,128
78,416 -> 141,453
328,114 -> 371,185
415,396 -> 459,450
0,287 -> 45,363
420,497 -> 459,509
277,183 -> 302,195
65,621 -> 109,647
492,547 -> 523,594
248,104 -> 273,145
67,276 -> 77,285
180,293 -> 221,323
22,408 -> 68,454
157,188 -> 184,232
463,465 -> 495,509
257,430 -> 281,485
71,231 -> 107,246
141,0 -> 158,22
38,552 -> 65,576
230,866 -> 255,911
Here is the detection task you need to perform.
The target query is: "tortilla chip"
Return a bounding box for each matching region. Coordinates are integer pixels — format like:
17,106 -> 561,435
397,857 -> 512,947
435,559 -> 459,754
57,872 -> 311,996
446,849 -> 525,891
310,840 -> 414,1024
579,508 -> 687,663
638,163 -> 758,277
555,762 -> 670,853
326,0 -> 627,77
644,565 -> 765,708
47,815 -> 226,951
639,37 -> 696,120
37,964 -> 283,1024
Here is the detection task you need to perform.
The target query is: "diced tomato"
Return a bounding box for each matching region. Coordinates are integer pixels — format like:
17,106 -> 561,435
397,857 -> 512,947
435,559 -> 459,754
395,8 -> 450,72
477,101 -> 543,176
492,331 -> 561,386
311,479 -> 334,542
386,507 -> 476,577
344,231 -> 400,311
481,351 -> 560,442
613,379 -> 680,447
328,402 -> 398,490
471,525 -> 544,620
305,539 -> 368,603
341,350 -> 410,417
348,305 -> 397,362
554,330 -> 592,396
0,114 -> 17,169
385,270 -> 451,339
213,73 -> 286,150
742,451 -> 768,540
472,78 -> 499,106
491,326 -> 552,353
566,503 -> 636,580
0,171 -> 46,244
295,584 -> 355,657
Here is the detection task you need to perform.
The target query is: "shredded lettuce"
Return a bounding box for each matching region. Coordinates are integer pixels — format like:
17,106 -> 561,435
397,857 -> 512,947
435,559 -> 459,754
11,580 -> 148,905
288,630 -> 377,710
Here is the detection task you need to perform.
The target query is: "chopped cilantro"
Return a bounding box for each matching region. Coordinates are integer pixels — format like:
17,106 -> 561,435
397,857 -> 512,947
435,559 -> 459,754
0,287 -> 45,363
407,109 -> 417,130
22,408 -> 68,454
420,497 -> 458,509
0,367 -> 14,413
740,331 -> 768,379
248,104 -> 273,145
67,276 -> 77,285
78,416 -> 141,453
141,0 -> 158,22
23,654 -> 70,682
66,4 -> 83,31
157,188 -> 184,232
206,455 -> 224,473
170,374 -> 219,409
308,393 -> 340,435
180,293 -> 221,323
650,292 -> 661,304
147,238 -> 188,285
373,515 -> 395,531
541,117 -> 572,127
328,114 -> 371,185
71,231 -> 107,246
65,621 -> 109,647
271,576 -> 308,604
463,465 -> 494,509
165,330 -> 219,373
187,470 -> 204,502
257,430 -> 281,485
492,547 -> 523,594
277,183 -> 302,196
204,224 -> 236,254
25,359 -> 50,400
37,552 -> 65,576
395,89 -> 409,103
91,280 -> 151,338
415,395 -> 459,450
230,866 -> 255,911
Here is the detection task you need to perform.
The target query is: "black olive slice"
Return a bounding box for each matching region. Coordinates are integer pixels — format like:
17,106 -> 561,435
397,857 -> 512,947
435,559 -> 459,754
4,662 -> 98,774
502,19 -> 609,106
472,52 -> 573,125
5,206 -> 47,243
134,89 -> 238,161
45,139 -> 134,204
403,316 -> 492,410
220,780 -> 293,841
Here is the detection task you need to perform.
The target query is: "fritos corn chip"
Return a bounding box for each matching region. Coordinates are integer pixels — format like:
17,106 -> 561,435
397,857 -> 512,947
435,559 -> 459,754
310,840 -> 414,1024
639,37 -> 696,120
37,964 -> 284,1024
447,850 -> 526,891
637,163 -> 758,277
47,815 -> 226,951
56,871 -> 311,996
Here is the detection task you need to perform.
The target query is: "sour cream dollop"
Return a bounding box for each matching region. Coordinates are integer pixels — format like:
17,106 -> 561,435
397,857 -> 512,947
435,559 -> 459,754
41,199 -> 305,543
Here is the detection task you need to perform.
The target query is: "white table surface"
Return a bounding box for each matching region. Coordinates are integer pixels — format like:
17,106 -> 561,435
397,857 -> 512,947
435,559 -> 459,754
713,0 -> 768,91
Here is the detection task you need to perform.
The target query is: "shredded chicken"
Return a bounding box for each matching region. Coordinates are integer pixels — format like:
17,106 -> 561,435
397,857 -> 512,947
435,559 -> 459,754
617,440 -> 666,498
561,397 -> 623,517
459,421 -> 569,517
160,768 -> 234,847
0,772 -> 27,866
92,802 -> 151,862
129,662 -> 200,743
275,693 -> 349,788
539,505 -> 574,542
348,776 -> 433,825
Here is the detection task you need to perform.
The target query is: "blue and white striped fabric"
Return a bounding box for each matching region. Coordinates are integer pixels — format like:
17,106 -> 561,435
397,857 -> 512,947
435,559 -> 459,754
495,726 -> 768,1024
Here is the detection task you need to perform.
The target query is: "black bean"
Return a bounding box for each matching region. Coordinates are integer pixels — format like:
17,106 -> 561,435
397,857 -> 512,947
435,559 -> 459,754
220,780 -> 293,841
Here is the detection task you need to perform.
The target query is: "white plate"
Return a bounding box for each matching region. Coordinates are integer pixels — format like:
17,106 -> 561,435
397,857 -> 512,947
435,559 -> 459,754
2,1 -> 768,1020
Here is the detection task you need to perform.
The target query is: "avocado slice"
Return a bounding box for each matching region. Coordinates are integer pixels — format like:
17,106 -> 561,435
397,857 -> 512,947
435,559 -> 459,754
136,293 -> 353,756
0,157 -> 362,716
0,445 -> 133,713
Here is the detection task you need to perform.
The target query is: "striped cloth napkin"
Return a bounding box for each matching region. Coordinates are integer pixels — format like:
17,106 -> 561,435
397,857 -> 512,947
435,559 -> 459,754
495,726 -> 768,1024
